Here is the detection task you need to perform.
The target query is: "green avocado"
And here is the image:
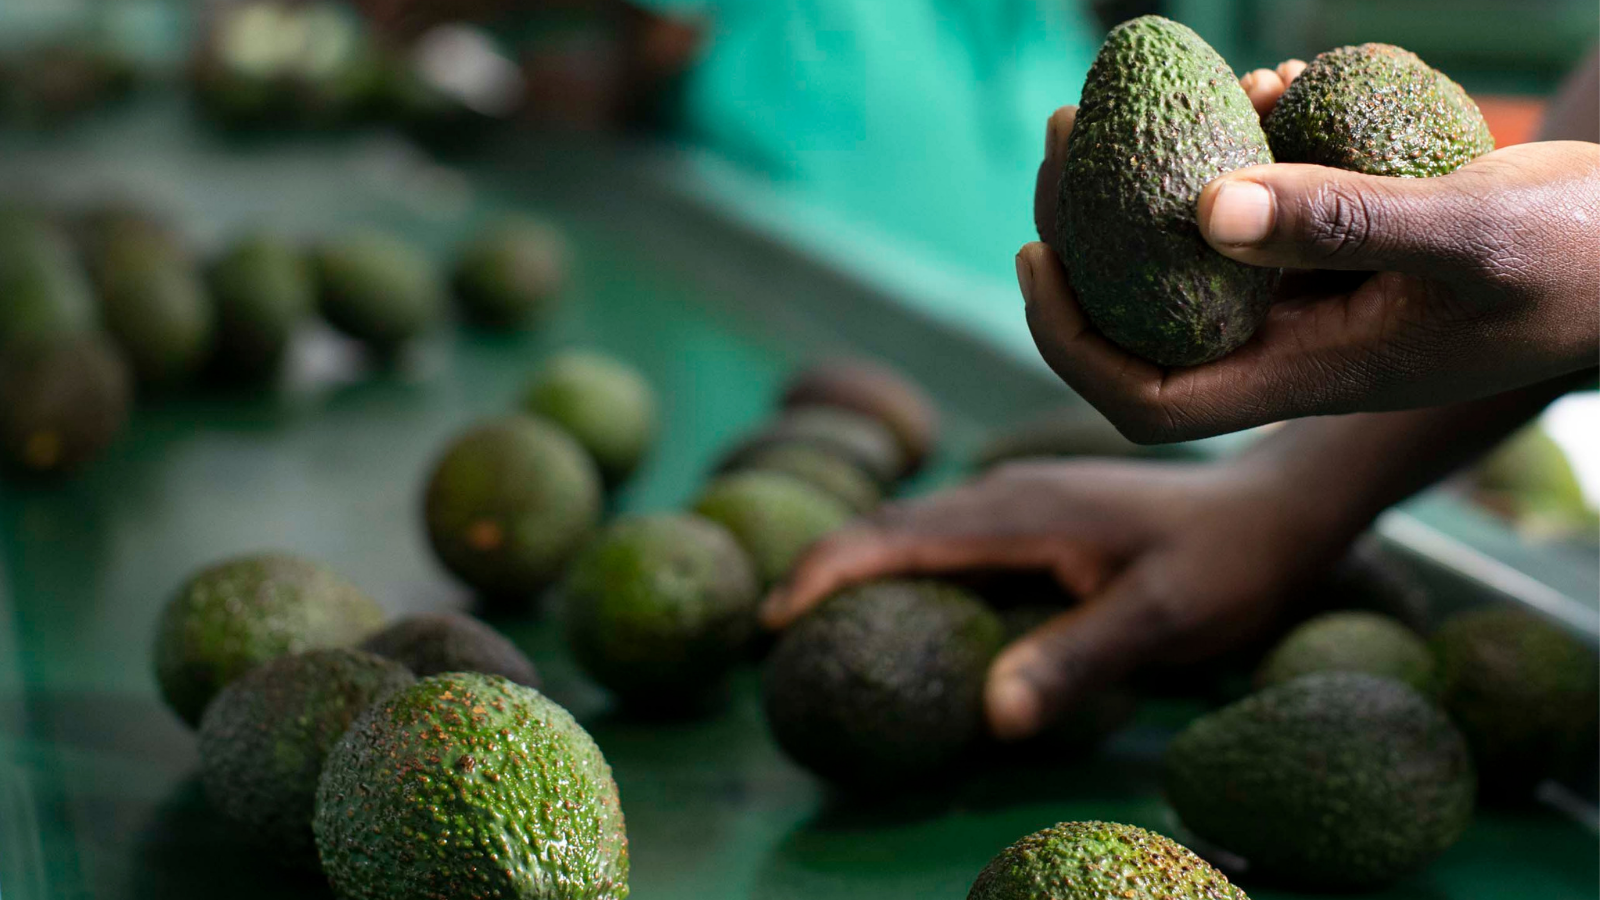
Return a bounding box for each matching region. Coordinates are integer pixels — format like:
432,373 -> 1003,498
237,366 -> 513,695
1266,44 -> 1494,178
0,333 -> 131,477
197,648 -> 414,868
452,218 -> 570,329
0,214 -> 98,345
363,611 -> 541,688
521,351 -> 659,488
152,553 -> 387,727
1165,672 -> 1476,891
968,821 -> 1248,900
723,406 -> 905,487
1058,15 -> 1278,367
1431,607 -> 1600,799
722,442 -> 883,515
762,580 -> 1004,786
692,471 -> 852,587
780,358 -> 939,478
564,514 -> 761,707
1256,611 -> 1436,695
314,231 -> 443,354
1472,425 -> 1597,539
206,232 -> 314,381
313,673 -> 630,900
424,416 -> 603,604
93,225 -> 215,387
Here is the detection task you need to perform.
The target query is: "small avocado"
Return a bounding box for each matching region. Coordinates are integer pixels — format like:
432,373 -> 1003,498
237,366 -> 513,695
314,231 -> 443,354
692,471 -> 852,588
0,214 -> 98,345
1256,611 -> 1435,695
362,611 -> 540,688
762,580 -> 1004,787
521,351 -> 659,488
206,232 -> 314,381
968,821 -> 1248,900
722,442 -> 883,514
452,218 -> 570,329
1266,44 -> 1494,178
722,406 -> 904,487
197,648 -> 414,868
314,673 -> 630,900
1059,16 -> 1278,366
93,225 -> 215,387
780,358 -> 939,478
1431,607 -> 1599,799
1165,672 -> 1476,891
564,514 -> 761,708
0,333 -> 131,477
424,415 -> 603,604
152,552 -> 387,727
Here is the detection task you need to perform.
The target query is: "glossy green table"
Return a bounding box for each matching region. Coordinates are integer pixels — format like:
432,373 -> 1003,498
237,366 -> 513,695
1,100 -> 1596,900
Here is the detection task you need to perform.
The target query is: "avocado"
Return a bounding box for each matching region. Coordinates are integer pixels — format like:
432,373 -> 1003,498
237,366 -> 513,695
424,415 -> 603,604
564,514 -> 761,707
452,218 -> 570,329
0,333 -> 131,476
968,821 -> 1248,900
197,648 -> 414,868
93,225 -> 215,387
1266,44 -> 1494,178
1256,611 -> 1435,695
780,358 -> 939,478
205,232 -> 314,382
1472,425 -> 1597,539
1165,672 -> 1475,890
314,231 -> 443,354
692,471 -> 852,588
521,351 -> 659,488
722,406 -> 904,487
152,552 -> 387,727
1305,535 -> 1432,632
1058,15 -> 1278,367
362,611 -> 540,688
974,410 -> 1193,470
0,214 -> 98,345
722,442 -> 883,514
313,673 -> 630,900
1431,607 -> 1600,799
762,580 -> 1004,786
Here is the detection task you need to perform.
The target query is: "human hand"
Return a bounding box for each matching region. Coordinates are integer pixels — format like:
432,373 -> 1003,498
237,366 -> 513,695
1026,66 -> 1600,444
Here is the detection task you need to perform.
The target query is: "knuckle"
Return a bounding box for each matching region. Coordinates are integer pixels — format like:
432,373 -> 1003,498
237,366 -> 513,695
1303,182 -> 1385,260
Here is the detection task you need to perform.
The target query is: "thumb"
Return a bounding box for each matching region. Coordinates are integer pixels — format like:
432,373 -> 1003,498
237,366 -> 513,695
1198,163 -> 1471,274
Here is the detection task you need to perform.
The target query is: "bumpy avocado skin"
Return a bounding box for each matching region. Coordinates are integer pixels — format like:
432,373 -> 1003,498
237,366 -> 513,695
565,514 -> 761,705
207,232 -> 314,380
424,416 -> 603,603
725,443 -> 883,514
94,226 -> 216,386
314,231 -> 442,352
153,553 -> 387,726
1165,673 -> 1476,891
521,351 -> 659,488
968,820 -> 1248,900
762,580 -> 1004,786
363,611 -> 541,688
313,673 -> 630,900
1256,611 -> 1436,695
692,471 -> 852,588
1431,607 -> 1600,798
1266,43 -> 1494,178
0,214 -> 98,345
0,333 -> 131,476
453,218 -> 569,329
197,649 -> 415,868
1059,15 -> 1278,367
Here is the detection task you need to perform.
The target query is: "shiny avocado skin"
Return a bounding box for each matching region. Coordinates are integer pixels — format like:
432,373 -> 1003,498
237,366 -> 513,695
968,820 -> 1248,900
1058,15 -> 1278,367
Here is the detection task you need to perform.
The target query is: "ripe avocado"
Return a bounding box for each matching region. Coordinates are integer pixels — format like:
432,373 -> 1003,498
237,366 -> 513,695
1058,15 -> 1278,366
780,358 -> 939,477
968,821 -> 1248,900
1165,673 -> 1476,890
314,231 -> 443,354
362,611 -> 540,688
762,580 -> 1004,787
1265,44 -> 1494,178
313,673 -> 630,900
0,333 -> 131,477
152,552 -> 387,727
93,225 -> 216,387
692,471 -> 852,588
722,406 -> 904,487
521,351 -> 659,488
1431,607 -> 1600,799
0,214 -> 98,345
423,416 -> 603,603
206,232 -> 314,381
1255,611 -> 1435,695
564,514 -> 761,707
722,442 -> 883,515
197,648 -> 414,868
452,218 -> 569,329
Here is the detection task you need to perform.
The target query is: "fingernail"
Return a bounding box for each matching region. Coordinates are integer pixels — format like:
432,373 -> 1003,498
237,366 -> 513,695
1207,180 -> 1274,246
988,676 -> 1040,742
1015,252 -> 1034,305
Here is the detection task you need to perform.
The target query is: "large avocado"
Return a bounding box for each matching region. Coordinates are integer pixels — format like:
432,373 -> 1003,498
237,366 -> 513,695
521,351 -> 659,488
0,333 -> 131,477
206,232 -> 314,381
1058,16 -> 1278,367
968,821 -> 1248,900
692,471 -> 852,588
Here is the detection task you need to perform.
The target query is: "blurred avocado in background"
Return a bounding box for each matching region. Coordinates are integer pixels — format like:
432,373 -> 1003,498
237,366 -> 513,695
1472,425 -> 1599,542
